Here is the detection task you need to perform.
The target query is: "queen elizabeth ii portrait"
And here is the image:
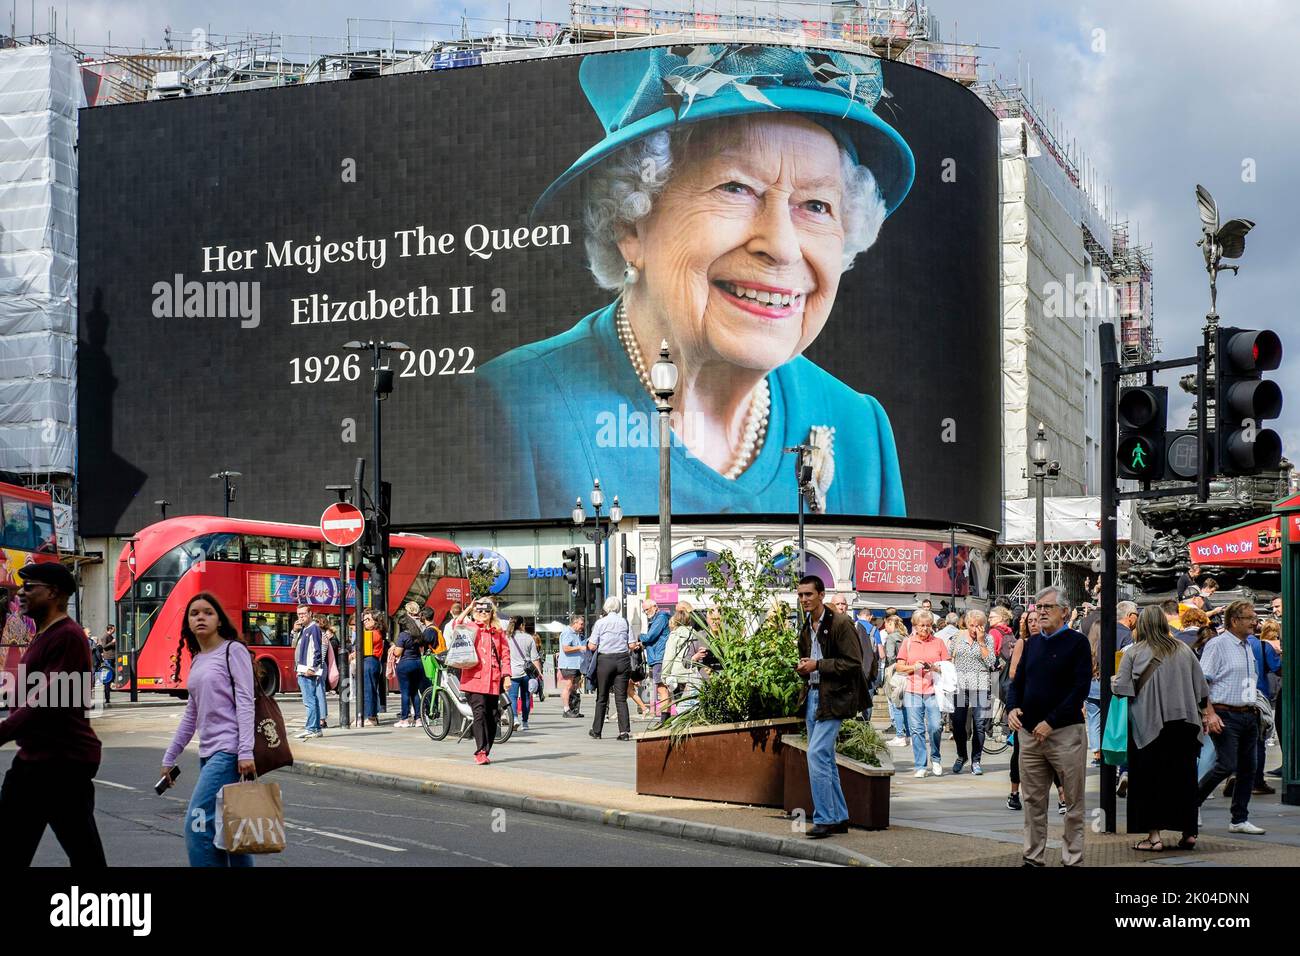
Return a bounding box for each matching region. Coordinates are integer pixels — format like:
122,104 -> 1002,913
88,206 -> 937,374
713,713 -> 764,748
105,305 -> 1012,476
477,44 -> 915,520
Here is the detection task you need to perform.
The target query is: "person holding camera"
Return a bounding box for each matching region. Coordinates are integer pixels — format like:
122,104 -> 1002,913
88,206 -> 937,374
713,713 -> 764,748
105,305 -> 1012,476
452,600 -> 512,763
895,609 -> 950,778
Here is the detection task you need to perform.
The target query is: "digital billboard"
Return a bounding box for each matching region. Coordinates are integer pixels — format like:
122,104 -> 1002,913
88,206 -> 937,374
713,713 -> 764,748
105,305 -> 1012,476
78,43 -> 1000,536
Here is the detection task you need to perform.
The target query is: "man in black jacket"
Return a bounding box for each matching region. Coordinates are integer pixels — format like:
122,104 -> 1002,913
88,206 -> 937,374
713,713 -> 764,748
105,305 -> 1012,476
796,576 -> 868,839
1007,584 -> 1091,866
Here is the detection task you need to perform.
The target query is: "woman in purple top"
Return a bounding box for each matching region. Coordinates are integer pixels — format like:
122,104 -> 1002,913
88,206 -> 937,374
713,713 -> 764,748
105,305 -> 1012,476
160,592 -> 256,867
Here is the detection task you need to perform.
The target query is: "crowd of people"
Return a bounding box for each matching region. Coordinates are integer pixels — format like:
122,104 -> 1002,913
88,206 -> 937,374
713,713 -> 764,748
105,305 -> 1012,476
0,551 -> 1286,867
789,572 -> 1287,861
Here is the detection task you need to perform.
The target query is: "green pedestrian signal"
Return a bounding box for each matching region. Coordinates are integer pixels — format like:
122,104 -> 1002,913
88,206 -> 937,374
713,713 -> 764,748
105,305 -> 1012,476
1117,387 -> 1167,479
1117,434 -> 1158,480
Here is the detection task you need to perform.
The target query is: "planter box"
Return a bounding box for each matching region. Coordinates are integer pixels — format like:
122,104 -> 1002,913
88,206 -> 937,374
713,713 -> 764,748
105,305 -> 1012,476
780,735 -> 894,830
635,717 -> 804,806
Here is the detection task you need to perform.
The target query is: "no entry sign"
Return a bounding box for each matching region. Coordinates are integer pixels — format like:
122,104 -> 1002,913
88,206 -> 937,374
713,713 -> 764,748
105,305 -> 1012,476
319,502 -> 364,548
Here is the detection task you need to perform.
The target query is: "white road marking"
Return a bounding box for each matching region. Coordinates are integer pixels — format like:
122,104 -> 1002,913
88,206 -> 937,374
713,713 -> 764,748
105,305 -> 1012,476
93,779 -> 137,790
284,822 -> 406,852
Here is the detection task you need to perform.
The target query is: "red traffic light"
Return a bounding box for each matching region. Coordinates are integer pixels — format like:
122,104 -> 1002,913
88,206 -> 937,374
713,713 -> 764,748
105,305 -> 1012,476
1224,329 -> 1282,372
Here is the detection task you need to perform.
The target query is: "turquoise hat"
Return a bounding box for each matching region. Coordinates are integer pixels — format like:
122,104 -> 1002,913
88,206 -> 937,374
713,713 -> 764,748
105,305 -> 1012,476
534,43 -> 915,217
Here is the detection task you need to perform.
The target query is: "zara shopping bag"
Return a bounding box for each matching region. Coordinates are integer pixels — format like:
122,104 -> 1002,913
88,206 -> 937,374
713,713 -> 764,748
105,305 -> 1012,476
214,780 -> 287,854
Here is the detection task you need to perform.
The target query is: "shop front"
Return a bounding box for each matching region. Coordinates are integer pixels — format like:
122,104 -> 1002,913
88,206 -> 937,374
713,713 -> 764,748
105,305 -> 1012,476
632,521 -> 996,617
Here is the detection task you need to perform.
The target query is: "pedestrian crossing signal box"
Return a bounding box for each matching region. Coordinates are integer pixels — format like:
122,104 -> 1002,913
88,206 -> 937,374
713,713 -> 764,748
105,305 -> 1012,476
1117,385 -> 1167,480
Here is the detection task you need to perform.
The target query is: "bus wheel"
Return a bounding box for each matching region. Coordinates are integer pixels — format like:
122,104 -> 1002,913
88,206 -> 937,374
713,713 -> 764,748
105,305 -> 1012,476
168,690 -> 189,701
256,661 -> 280,697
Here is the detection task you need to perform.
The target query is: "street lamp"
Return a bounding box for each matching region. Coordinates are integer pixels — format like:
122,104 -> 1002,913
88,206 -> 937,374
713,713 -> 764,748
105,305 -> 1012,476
572,481 -> 621,607
783,444 -> 813,578
154,499 -> 170,520
650,342 -> 678,584
342,339 -> 410,624
209,471 -> 241,517
1026,423 -> 1061,592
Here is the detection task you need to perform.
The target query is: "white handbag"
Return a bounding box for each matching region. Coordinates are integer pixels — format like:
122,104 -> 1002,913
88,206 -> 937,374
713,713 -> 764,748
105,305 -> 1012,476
445,626 -> 480,669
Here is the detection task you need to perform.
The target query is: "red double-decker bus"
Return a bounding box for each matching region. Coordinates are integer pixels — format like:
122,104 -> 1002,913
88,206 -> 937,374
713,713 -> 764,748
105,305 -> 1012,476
0,481 -> 61,674
112,516 -> 468,696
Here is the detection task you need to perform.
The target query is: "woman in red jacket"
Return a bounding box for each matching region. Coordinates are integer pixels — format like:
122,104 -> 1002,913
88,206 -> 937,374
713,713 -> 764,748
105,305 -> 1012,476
452,599 -> 512,764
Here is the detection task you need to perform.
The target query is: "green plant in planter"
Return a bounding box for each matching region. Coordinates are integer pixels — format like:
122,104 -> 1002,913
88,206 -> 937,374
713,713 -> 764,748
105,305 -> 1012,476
664,542 -> 802,745
833,719 -> 887,767
795,719 -> 887,767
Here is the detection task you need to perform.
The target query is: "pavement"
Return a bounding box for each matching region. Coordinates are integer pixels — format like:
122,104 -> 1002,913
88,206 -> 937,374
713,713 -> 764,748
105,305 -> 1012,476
85,689 -> 1300,867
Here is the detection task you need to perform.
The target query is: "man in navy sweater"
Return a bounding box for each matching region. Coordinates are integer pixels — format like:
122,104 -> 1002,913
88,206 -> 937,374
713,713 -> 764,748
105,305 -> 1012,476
1007,585 -> 1092,867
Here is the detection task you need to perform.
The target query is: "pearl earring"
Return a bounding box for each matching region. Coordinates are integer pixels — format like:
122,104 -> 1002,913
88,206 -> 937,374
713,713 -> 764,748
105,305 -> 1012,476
623,262 -> 640,285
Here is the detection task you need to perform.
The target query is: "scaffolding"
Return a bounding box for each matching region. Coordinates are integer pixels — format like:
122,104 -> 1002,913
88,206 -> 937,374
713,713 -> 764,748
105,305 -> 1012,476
1112,217 -> 1156,369
55,4 -> 995,103
994,541 -> 1138,605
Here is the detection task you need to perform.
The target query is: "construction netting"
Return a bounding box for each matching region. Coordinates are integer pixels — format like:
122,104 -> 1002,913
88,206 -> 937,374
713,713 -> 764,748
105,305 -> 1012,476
1002,496 -> 1133,545
0,43 -> 83,474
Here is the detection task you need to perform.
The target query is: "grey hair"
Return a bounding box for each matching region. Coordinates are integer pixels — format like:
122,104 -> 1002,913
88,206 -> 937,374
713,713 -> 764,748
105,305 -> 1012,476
965,609 -> 987,627
582,127 -> 888,291
602,596 -> 622,615
1116,600 -> 1138,619
1034,585 -> 1063,606
912,609 -> 933,626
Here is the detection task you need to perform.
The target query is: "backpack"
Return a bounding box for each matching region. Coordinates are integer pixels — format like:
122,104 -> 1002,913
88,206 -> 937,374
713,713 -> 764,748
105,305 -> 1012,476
855,620 -> 879,683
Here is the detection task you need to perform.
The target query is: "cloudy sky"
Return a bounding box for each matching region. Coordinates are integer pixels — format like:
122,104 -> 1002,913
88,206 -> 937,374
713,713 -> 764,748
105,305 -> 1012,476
47,0 -> 1300,451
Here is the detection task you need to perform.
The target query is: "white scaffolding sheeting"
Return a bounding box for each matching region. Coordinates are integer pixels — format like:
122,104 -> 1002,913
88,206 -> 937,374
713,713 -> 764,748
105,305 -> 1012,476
0,44 -> 83,474
1002,496 -> 1132,545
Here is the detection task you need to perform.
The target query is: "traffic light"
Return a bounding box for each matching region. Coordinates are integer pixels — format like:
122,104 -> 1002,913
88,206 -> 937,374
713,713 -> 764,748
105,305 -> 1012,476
359,481 -> 392,561
1117,385 -> 1167,480
562,547 -> 582,594
1215,327 -> 1283,474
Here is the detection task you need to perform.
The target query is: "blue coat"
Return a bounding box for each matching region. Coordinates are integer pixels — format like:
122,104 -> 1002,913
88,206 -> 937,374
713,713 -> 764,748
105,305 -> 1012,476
642,610 -> 671,667
475,301 -> 906,521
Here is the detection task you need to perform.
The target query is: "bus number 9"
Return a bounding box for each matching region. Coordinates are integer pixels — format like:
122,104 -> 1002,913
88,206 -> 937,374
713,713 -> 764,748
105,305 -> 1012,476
290,353 -> 361,385
398,347 -> 476,377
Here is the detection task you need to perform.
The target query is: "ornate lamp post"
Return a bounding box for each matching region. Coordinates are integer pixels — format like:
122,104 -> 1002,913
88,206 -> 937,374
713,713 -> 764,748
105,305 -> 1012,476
650,342 -> 678,584
1027,423 -> 1061,592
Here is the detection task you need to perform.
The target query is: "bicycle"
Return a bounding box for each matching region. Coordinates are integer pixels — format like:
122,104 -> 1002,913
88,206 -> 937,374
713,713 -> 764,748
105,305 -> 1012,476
418,659 -> 513,744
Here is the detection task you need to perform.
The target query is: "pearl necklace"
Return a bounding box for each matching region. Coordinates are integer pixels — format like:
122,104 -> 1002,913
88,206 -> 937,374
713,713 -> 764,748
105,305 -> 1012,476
616,298 -> 770,479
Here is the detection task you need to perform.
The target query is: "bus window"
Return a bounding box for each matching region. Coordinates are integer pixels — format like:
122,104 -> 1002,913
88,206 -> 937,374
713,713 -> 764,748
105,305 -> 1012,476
32,505 -> 56,554
1,499 -> 34,551
403,552 -> 446,606
446,551 -> 466,579
198,532 -> 241,562
243,612 -> 294,646
387,548 -> 405,572
243,535 -> 289,566
289,540 -> 325,569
